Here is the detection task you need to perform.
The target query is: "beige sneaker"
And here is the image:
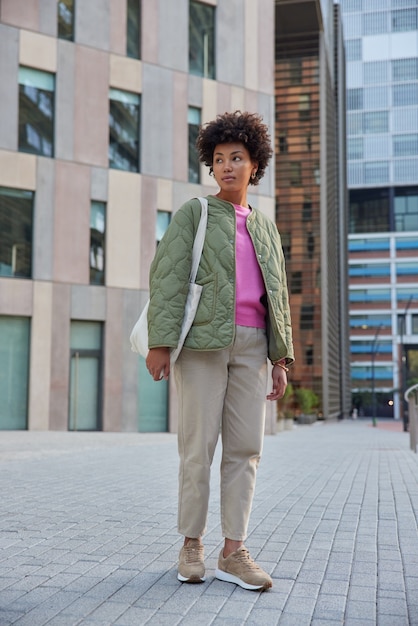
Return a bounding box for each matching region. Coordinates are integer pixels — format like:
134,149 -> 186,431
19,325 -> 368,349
215,545 -> 272,591
177,539 -> 206,583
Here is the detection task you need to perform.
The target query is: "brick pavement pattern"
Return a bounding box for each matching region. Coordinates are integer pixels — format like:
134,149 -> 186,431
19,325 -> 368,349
0,420 -> 417,626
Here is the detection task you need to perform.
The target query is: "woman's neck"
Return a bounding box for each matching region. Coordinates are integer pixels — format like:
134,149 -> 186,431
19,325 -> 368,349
215,190 -> 249,208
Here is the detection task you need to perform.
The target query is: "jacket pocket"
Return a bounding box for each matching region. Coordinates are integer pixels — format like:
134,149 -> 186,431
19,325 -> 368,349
193,273 -> 217,326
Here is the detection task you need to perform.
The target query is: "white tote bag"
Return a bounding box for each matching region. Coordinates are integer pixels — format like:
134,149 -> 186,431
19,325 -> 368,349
130,197 -> 208,364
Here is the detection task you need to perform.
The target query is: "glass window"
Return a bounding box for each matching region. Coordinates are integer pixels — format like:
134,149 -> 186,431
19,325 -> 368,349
412,314 -> 418,334
58,0 -> 74,41
396,236 -> 418,250
350,314 -> 392,329
364,87 -> 388,110
290,162 -> 302,186
109,88 -> 140,172
346,39 -> 362,62
351,365 -> 393,381
397,262 -> 418,275
351,340 -> 392,354
349,188 -> 390,234
189,1 -> 215,79
156,210 -> 171,245
349,263 -> 390,277
0,317 -> 30,430
394,190 -> 418,231
392,58 -> 418,82
364,161 -> 390,185
0,187 -> 33,279
278,133 -> 288,153
347,112 -> 363,136
289,59 -> 302,84
349,237 -> 390,252
348,137 -> 363,160
394,158 -> 418,183
392,8 -> 418,31
300,305 -> 314,330
393,84 -> 418,107
393,134 -> 418,156
364,61 -> 389,85
291,271 -> 302,294
341,0 -> 362,12
127,0 -> 141,59
363,111 -> 389,134
347,88 -> 363,111
344,14 -> 363,38
188,106 -> 201,184
349,289 -> 391,303
19,67 -> 54,157
90,201 -> 105,286
397,288 -> 418,302
298,95 -> 311,120
363,12 -> 389,35
307,232 -> 314,259
305,345 -> 313,366
302,197 -> 312,222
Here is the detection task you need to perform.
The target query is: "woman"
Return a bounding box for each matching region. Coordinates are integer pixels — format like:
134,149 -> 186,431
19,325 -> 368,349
146,111 -> 294,591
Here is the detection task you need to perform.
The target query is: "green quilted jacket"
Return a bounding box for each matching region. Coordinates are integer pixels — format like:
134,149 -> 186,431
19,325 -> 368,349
148,195 -> 294,365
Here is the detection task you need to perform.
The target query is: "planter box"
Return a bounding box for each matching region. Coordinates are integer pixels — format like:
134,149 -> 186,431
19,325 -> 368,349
297,413 -> 317,425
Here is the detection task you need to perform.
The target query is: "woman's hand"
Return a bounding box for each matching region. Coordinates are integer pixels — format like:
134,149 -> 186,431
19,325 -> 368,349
146,347 -> 171,381
266,364 -> 287,401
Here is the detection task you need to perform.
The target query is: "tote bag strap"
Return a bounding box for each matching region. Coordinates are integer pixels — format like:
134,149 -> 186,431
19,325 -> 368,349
189,197 -> 208,283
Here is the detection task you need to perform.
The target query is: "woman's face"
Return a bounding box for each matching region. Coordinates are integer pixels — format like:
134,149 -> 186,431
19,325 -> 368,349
212,142 -> 257,194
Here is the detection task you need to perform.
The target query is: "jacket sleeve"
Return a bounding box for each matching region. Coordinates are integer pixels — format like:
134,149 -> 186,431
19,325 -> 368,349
147,200 -> 199,349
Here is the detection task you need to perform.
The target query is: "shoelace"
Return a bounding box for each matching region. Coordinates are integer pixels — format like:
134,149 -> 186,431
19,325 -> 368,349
234,548 -> 263,571
184,543 -> 204,564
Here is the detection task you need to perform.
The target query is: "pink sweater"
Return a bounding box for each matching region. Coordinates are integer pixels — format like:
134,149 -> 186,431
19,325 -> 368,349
234,204 -> 267,329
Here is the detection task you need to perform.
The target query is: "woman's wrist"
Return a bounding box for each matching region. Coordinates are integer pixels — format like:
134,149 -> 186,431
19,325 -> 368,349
272,359 -> 289,372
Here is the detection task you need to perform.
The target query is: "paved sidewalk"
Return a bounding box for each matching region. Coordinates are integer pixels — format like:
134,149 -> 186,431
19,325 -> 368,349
0,420 -> 417,626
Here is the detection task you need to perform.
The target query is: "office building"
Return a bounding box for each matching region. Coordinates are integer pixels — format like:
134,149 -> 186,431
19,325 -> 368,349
275,0 -> 351,419
0,0 -> 276,432
340,0 -> 418,419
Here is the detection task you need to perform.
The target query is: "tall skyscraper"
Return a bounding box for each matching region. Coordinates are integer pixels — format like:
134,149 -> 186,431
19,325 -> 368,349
274,0 -> 351,420
340,0 -> 418,421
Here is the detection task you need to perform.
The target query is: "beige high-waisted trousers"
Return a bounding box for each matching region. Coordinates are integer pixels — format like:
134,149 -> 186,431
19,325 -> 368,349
174,325 -> 268,541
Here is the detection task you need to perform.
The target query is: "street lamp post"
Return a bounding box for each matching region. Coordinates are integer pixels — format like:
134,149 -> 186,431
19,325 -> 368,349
371,324 -> 383,428
400,295 -> 414,432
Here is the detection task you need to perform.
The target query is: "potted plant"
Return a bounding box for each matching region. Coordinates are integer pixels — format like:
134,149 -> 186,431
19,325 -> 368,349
295,387 -> 319,425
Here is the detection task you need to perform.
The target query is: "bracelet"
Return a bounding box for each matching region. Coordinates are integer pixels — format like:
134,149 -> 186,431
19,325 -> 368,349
272,361 -> 289,372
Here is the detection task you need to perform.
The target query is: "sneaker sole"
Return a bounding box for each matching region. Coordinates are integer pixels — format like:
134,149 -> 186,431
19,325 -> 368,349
215,568 -> 272,591
177,573 -> 206,583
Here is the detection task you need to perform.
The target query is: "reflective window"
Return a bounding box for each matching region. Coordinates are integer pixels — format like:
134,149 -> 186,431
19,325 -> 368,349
412,314 -> 418,334
109,88 -> 140,172
364,61 -> 389,85
363,12 -> 389,35
396,236 -> 418,250
393,84 -> 418,106
298,95 -> 311,120
347,88 -> 363,111
19,67 -> 54,157
341,0 -> 362,12
349,263 -> 390,277
300,305 -> 314,330
189,1 -> 215,79
351,366 -> 393,380
0,317 -> 30,430
290,162 -> 302,186
127,0 -> 141,59
349,289 -> 391,302
0,187 -> 33,279
363,111 -> 389,134
392,8 -> 418,31
350,314 -> 392,328
351,341 -> 392,354
347,112 -> 363,136
349,189 -> 390,233
392,58 -> 418,82
349,237 -> 390,252
397,262 -> 418,275
346,39 -> 362,62
291,271 -> 302,294
188,106 -> 201,184
393,134 -> 418,156
364,161 -> 390,185
394,190 -> 418,231
364,87 -> 388,110
90,201 -> 105,286
156,210 -> 171,246
347,137 -> 363,159
58,0 -> 74,41
397,288 -> 418,301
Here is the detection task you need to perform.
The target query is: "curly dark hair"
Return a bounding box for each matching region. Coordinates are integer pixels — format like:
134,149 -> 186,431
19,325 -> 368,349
196,111 -> 273,186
